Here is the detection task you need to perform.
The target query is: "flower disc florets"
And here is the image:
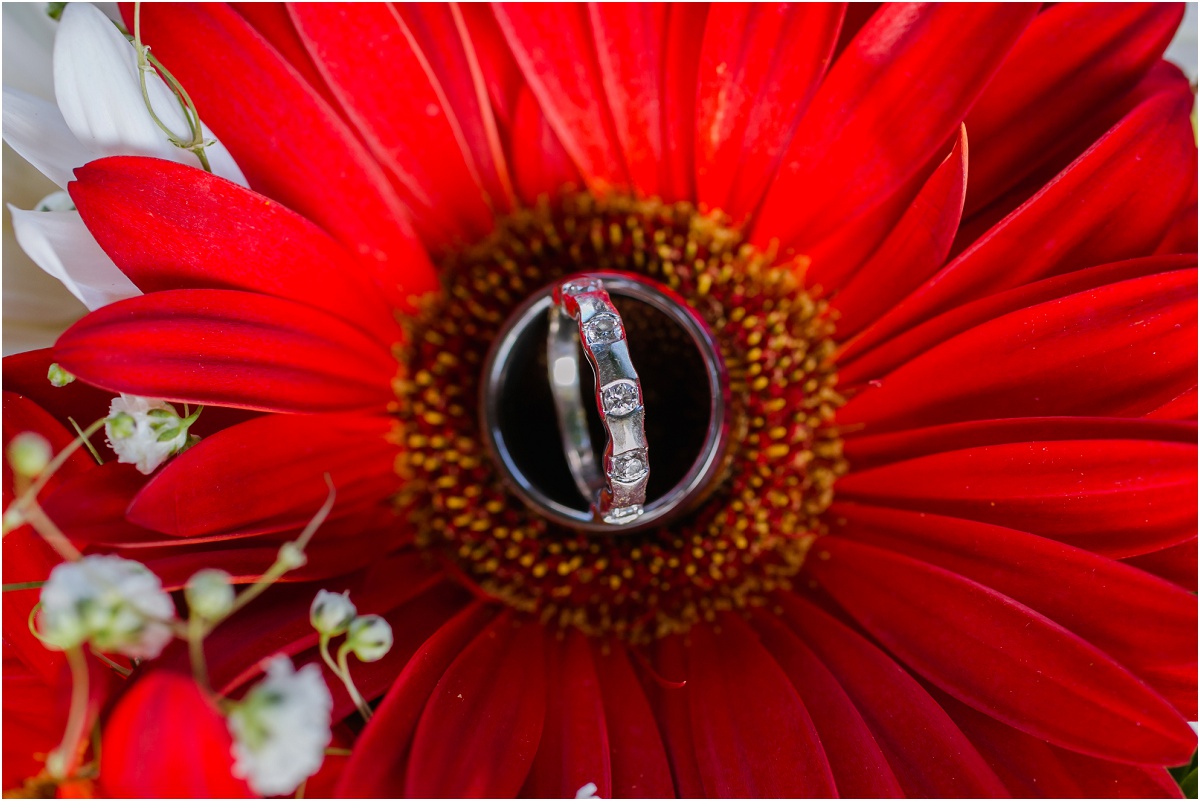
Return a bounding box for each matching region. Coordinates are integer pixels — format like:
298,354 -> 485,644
395,194 -> 845,642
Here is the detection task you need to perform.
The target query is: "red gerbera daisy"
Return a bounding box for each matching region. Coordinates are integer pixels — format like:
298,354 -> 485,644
3,2 -> 1198,797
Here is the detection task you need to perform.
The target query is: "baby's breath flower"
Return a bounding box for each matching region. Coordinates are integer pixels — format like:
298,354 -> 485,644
38,554 -> 174,658
310,589 -> 356,637
104,394 -> 199,474
185,568 -> 234,621
345,614 -> 393,663
228,656 -> 332,797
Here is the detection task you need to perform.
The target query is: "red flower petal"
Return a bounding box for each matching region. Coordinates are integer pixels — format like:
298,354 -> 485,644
687,616 -> 836,797
3,350 -> 117,437
807,536 -> 1196,765
964,3 -> 1183,215
405,613 -> 546,797
129,2 -> 437,300
288,3 -> 497,250
827,125 -> 966,335
230,3 -> 343,112
659,4 -> 708,202
833,501 -> 1198,718
851,86 -> 1196,350
392,3 -> 517,212
1146,385 -> 1198,420
844,414 -> 1197,471
458,4 -> 524,130
1124,538 -> 1199,594
778,592 -> 1007,797
840,254 -> 1196,387
838,269 -> 1198,431
646,634 -> 705,797
511,87 -> 582,204
128,412 -> 395,538
2,526 -> 65,685
587,3 -> 668,198
694,3 -> 843,223
69,156 -> 399,343
752,611 -> 904,797
752,4 -> 1035,253
837,439 -> 1197,558
591,642 -> 674,798
493,3 -> 628,192
3,391 -> 95,506
522,630 -> 612,798
338,602 -> 497,797
41,463 -> 153,548
99,671 -> 250,798
54,289 -> 397,413
943,692 -> 1185,799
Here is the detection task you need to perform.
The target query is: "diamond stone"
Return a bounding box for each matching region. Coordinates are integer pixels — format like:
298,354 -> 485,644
601,382 -> 639,416
561,279 -> 600,296
611,450 -> 648,483
583,313 -> 622,344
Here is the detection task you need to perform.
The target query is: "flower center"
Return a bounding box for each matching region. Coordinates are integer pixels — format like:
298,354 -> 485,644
394,194 -> 845,641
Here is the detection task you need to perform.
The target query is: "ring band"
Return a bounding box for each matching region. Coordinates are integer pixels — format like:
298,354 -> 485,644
480,271 -> 730,533
549,277 -> 649,525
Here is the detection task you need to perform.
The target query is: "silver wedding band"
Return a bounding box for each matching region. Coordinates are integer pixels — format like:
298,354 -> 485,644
549,276 -> 649,524
481,271 -> 729,533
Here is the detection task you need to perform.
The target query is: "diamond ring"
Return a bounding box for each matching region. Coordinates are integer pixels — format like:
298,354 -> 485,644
548,276 -> 650,525
480,271 -> 730,533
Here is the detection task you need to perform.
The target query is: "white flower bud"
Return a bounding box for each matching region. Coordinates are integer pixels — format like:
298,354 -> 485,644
277,542 -> 307,570
46,362 -> 75,386
576,782 -> 601,799
345,614 -> 393,663
310,589 -> 356,637
228,656 -> 332,797
34,191 -> 75,213
6,431 -> 52,477
185,568 -> 234,621
39,554 -> 174,658
104,394 -> 198,475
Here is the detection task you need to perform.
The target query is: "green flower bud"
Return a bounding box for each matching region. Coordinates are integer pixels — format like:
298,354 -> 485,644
46,363 -> 75,387
6,432 -> 52,478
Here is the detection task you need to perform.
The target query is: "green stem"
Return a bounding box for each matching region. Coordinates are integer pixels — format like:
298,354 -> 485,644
318,633 -> 342,679
3,580 -> 45,592
335,641 -> 372,722
67,417 -> 103,465
187,614 -> 212,694
89,648 -> 132,678
48,647 -> 89,779
23,503 -> 83,562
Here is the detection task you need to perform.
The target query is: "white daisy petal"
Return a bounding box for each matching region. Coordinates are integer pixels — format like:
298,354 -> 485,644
53,3 -> 247,186
1,88 -> 95,189
1,4 -> 58,101
7,205 -> 140,310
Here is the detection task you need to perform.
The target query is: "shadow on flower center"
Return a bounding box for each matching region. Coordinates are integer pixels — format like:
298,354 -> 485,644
393,194 -> 846,642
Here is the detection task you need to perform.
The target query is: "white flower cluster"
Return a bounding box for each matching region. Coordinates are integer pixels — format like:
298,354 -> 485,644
105,394 -> 198,474
227,656 -> 333,797
38,554 -> 174,659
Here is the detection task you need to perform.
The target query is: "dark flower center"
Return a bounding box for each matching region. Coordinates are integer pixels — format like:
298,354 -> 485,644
394,194 -> 845,641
